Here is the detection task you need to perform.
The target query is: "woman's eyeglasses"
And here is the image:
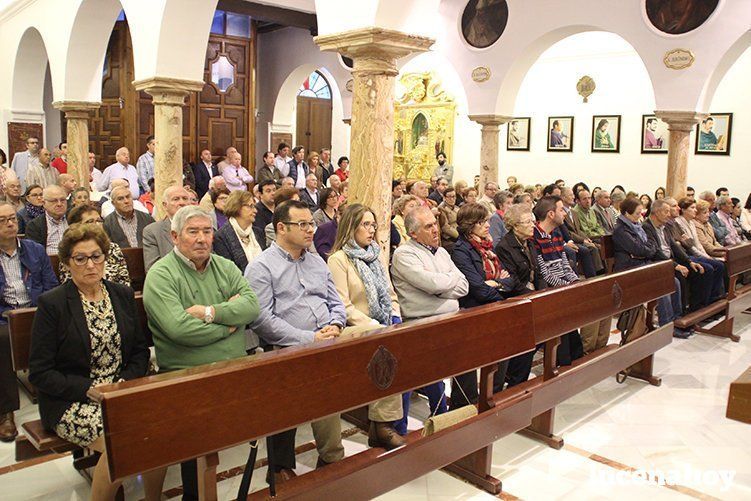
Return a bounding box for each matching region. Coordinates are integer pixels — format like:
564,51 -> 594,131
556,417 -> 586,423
70,253 -> 106,266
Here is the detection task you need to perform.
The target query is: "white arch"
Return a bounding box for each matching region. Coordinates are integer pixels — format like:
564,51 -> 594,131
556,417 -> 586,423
272,65 -> 347,154
699,30 -> 751,112
11,27 -> 51,112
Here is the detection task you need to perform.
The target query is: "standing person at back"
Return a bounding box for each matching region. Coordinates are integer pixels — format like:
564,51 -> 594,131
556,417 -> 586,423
135,136 -> 155,195
192,149 -> 219,201
222,151 -> 253,192
50,142 -> 67,174
286,146 -> 309,189
97,147 -> 140,199
11,136 -> 40,190
216,146 -> 237,175
319,148 -> 334,187
25,148 -> 58,189
254,151 -> 282,186
274,143 -> 291,175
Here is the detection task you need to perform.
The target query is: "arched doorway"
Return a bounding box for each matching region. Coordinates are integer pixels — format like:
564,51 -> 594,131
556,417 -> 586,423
296,70 -> 332,154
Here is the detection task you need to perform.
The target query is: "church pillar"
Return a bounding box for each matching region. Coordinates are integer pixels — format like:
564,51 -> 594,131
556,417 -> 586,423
53,101 -> 100,191
468,115 -> 511,191
655,111 -> 706,199
134,77 -> 203,219
316,28 -> 433,264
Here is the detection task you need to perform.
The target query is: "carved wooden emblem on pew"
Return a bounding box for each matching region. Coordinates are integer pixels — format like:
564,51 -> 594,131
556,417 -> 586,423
367,345 -> 398,390
612,282 -> 623,309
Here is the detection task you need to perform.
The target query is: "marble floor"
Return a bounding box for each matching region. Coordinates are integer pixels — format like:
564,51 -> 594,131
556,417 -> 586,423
1,313 -> 751,500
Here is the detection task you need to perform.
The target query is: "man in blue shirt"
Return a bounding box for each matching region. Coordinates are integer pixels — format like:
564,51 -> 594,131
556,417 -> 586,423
0,201 -> 58,441
246,199 -> 345,484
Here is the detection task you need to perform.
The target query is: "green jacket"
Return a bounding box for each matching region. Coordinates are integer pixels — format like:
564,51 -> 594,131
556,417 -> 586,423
143,250 -> 259,371
572,205 -> 606,238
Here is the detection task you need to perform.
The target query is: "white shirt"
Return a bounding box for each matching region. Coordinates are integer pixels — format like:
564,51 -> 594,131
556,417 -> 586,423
98,162 -> 140,199
275,155 -> 292,176
101,199 -> 150,218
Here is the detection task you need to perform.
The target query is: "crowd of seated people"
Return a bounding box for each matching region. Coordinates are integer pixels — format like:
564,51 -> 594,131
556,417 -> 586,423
1,139 -> 751,498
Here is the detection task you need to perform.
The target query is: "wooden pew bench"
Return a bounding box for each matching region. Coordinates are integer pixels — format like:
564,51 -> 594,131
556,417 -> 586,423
727,365 -> 751,425
92,262 -> 675,500
49,247 -> 146,292
674,242 -> 751,342
4,293 -> 147,462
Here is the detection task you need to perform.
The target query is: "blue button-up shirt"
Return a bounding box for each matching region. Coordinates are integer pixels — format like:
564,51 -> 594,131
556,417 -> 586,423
246,242 -> 345,347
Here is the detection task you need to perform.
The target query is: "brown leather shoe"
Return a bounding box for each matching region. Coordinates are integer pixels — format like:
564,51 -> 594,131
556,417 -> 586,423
368,421 -> 406,450
315,457 -> 329,469
0,412 -> 17,443
265,467 -> 297,486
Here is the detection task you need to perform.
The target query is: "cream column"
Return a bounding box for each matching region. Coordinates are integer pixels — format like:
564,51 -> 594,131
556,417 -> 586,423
317,28 -> 433,265
134,77 -> 203,219
655,110 -> 706,199
468,115 -> 511,191
52,101 -> 100,191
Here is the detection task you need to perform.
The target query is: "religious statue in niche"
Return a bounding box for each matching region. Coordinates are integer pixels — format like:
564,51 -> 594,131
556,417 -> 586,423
461,0 -> 509,49
393,72 -> 456,181
645,0 -> 719,35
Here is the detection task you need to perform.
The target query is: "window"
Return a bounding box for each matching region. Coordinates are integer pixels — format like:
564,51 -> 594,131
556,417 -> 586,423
210,55 -> 235,92
210,10 -> 251,38
211,10 -> 225,35
297,71 -> 332,99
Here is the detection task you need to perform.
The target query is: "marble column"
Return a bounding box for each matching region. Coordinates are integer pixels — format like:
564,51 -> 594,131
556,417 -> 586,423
52,101 -> 100,191
134,77 -> 203,219
316,28 -> 433,266
468,115 -> 511,192
655,110 -> 706,199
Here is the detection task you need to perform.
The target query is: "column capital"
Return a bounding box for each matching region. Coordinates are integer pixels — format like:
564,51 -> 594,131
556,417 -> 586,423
133,77 -> 204,106
654,110 -> 707,132
315,27 -> 434,75
468,114 -> 513,128
52,101 -> 100,119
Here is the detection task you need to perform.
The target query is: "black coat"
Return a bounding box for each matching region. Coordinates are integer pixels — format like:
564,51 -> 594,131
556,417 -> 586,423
212,222 -> 266,272
103,210 -> 155,249
612,218 -> 659,272
192,161 -> 219,201
642,218 -> 691,267
28,280 -> 149,430
495,231 -> 537,295
450,236 -> 514,308
24,212 -> 50,247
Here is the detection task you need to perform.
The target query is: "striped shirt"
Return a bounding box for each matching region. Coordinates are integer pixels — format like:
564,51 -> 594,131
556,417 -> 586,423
532,224 -> 578,288
0,243 -> 32,308
26,164 -> 60,189
45,213 -> 68,256
136,152 -> 154,194
116,211 -> 139,248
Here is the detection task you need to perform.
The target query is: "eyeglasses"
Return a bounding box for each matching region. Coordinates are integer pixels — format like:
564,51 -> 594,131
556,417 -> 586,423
82,218 -> 104,224
0,216 -> 17,225
283,220 -> 317,231
242,204 -> 256,210
360,222 -> 378,230
70,253 -> 106,266
28,193 -> 43,198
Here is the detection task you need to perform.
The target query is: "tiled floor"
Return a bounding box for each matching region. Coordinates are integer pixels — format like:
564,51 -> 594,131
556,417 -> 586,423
1,313 -> 750,500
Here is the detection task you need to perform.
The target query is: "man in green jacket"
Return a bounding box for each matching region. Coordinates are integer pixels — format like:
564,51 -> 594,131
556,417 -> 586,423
143,205 -> 259,499
571,189 -> 606,240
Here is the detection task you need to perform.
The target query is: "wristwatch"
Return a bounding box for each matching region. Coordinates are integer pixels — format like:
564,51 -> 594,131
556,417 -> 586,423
204,306 -> 214,324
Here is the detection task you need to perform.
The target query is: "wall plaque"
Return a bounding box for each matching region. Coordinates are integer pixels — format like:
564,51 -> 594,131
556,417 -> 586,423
663,49 -> 695,70
471,67 -> 491,83
345,79 -> 354,92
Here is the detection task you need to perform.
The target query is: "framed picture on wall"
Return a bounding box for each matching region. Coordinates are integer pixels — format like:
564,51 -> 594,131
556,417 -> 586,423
506,117 -> 530,151
547,116 -> 573,152
641,115 -> 668,154
695,113 -> 732,155
591,115 -> 621,153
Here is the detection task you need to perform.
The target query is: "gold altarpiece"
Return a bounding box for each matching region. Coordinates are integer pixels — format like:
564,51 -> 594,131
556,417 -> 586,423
393,72 -> 455,181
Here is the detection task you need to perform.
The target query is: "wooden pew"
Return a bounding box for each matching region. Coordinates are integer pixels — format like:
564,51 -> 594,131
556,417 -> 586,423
3,293 -> 147,462
93,262 -> 675,499
599,233 -> 614,274
727,365 -> 751,424
675,242 -> 751,342
50,247 -> 146,292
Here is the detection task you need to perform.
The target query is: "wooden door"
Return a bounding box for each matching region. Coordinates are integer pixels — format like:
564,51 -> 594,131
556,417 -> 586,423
296,96 -> 332,154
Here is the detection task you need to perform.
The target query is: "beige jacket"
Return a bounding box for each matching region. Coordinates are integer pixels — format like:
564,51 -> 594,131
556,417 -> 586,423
694,220 -> 726,257
328,249 -> 400,326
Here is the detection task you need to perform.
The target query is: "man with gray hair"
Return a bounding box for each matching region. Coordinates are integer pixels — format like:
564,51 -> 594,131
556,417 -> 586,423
592,189 -> 617,234
199,176 -> 227,212
391,206 -> 468,432
25,148 -> 58,189
610,190 -> 626,215
10,136 -> 40,190
714,195 -> 743,246
144,205 -> 259,498
97,147 -> 140,199
142,185 -> 192,271
24,185 -> 70,255
102,184 -> 154,248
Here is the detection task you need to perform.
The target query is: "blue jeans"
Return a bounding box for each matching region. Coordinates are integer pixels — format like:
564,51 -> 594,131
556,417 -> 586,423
394,382 -> 447,435
657,277 -> 683,326
690,256 -> 725,303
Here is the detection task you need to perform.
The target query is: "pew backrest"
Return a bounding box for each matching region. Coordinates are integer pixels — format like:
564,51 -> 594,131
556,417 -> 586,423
725,243 -> 751,279
121,247 -> 146,291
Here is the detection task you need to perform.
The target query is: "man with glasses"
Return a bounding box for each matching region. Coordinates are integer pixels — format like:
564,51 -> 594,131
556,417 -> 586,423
25,185 -> 70,255
144,205 -> 259,500
142,186 -> 191,271
0,201 -> 58,441
246,200 -> 345,484
102,185 -> 154,249
11,136 -> 40,190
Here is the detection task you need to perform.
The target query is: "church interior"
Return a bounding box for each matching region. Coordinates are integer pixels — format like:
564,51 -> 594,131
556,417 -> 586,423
1,0 -> 751,499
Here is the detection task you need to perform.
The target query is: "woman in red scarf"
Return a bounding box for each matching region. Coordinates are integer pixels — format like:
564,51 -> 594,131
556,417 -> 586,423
449,202 -> 519,409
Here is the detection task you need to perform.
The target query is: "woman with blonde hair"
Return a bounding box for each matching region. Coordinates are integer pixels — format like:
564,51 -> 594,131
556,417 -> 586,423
392,195 -> 420,245
694,199 -> 727,258
328,204 -> 404,449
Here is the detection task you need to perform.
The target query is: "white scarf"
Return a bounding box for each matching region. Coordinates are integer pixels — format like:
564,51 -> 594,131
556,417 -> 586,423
230,217 -> 262,265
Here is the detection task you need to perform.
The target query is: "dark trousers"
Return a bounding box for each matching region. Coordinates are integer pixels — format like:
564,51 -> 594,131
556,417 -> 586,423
564,245 -> 597,278
506,350 -> 537,387
180,460 -> 199,501
0,325 -> 20,415
506,331 -> 583,388
451,360 -> 509,409
677,266 -> 716,312
690,256 -> 725,303
266,429 -> 297,471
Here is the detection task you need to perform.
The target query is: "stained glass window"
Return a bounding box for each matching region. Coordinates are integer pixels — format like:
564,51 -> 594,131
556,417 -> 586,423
211,55 -> 235,92
297,71 -> 332,99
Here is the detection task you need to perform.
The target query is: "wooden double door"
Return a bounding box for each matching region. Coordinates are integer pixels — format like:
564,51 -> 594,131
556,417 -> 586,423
86,22 -> 255,172
295,96 -> 332,155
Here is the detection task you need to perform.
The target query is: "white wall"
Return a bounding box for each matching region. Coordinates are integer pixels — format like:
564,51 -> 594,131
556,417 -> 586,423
256,26 -> 351,160
503,32 -> 751,199
42,64 -> 61,149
